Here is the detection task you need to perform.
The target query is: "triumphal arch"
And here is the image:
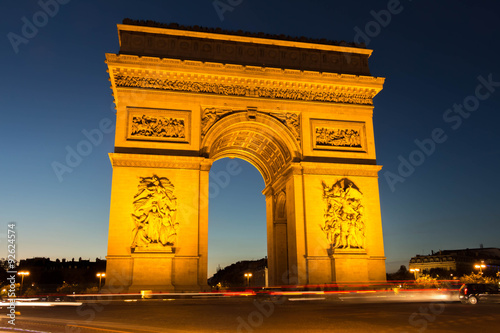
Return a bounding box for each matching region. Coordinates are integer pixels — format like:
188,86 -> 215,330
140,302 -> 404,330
104,20 -> 386,292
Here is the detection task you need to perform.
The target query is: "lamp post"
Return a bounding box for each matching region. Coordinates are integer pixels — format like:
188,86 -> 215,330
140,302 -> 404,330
96,273 -> 106,290
18,271 -> 29,295
474,261 -> 486,275
409,268 -> 420,280
244,273 -> 252,287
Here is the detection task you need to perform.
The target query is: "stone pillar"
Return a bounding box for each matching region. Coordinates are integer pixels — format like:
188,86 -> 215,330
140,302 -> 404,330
299,162 -> 386,285
264,185 -> 290,286
196,160 -> 212,290
105,154 -> 210,292
263,164 -> 307,287
283,164 -> 308,286
264,190 -> 276,285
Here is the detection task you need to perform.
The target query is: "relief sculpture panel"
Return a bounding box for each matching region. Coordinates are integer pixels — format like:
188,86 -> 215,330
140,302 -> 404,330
127,108 -> 190,143
311,119 -> 366,152
321,178 -> 365,251
131,175 -> 179,252
315,128 -> 361,148
131,115 -> 185,138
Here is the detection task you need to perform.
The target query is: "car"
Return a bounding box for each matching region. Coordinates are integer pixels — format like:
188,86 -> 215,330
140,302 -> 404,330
459,283 -> 500,305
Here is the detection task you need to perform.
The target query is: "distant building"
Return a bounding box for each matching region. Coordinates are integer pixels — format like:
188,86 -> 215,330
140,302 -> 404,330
16,257 -> 106,292
409,248 -> 500,276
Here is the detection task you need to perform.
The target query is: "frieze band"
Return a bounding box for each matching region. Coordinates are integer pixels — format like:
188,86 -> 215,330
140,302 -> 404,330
254,87 -> 372,105
115,76 -> 247,96
114,75 -> 374,105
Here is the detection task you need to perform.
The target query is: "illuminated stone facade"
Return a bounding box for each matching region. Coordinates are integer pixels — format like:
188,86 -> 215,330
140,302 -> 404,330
104,21 -> 386,291
409,248 -> 500,276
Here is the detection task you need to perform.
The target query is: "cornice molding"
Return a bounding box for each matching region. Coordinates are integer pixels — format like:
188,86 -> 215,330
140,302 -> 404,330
106,55 -> 383,106
300,162 -> 382,177
106,54 -> 384,86
109,153 -> 205,169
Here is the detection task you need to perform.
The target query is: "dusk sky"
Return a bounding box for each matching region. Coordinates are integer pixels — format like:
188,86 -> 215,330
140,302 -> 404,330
1,0 -> 499,277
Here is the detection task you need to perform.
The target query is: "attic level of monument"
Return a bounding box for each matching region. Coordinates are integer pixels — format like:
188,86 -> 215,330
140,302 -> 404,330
117,20 -> 373,76
121,19 -> 365,48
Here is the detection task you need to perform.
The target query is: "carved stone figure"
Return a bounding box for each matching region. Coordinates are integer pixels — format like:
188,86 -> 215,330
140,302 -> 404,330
315,127 -> 361,148
254,86 -> 373,105
270,112 -> 301,141
131,115 -> 185,138
131,175 -> 179,250
201,107 -> 234,136
321,178 -> 365,250
115,76 -> 248,98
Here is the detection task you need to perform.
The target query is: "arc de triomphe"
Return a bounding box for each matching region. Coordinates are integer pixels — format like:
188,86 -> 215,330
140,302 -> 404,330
104,20 -> 386,292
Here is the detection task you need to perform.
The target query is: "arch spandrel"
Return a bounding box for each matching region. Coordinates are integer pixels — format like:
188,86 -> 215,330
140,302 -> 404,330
201,112 -> 301,186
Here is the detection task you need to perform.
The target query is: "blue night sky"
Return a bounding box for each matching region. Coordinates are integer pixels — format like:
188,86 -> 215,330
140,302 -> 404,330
1,0 -> 499,277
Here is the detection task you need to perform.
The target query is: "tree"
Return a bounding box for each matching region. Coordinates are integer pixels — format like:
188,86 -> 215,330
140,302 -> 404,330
24,286 -> 42,296
57,282 -> 84,294
460,272 -> 498,284
414,274 -> 439,288
386,265 -> 414,281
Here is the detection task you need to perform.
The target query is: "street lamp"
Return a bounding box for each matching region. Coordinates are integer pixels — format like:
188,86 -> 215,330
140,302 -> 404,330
18,271 -> 30,295
474,261 -> 486,275
244,273 -> 252,287
96,273 -> 106,290
409,268 -> 420,279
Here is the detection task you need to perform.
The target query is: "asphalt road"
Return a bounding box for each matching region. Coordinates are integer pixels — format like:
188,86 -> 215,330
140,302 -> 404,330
2,297 -> 499,333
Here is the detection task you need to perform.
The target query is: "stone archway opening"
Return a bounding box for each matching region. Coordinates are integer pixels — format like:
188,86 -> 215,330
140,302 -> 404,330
201,111 -> 301,187
201,112 -> 301,286
206,157 -> 267,287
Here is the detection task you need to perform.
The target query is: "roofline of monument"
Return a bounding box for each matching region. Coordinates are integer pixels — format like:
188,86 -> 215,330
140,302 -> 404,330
116,24 -> 374,58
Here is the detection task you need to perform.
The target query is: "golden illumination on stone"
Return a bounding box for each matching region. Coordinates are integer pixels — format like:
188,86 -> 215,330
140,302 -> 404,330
131,116 -> 185,139
104,21 -> 387,292
321,178 -> 365,250
131,175 -> 179,251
